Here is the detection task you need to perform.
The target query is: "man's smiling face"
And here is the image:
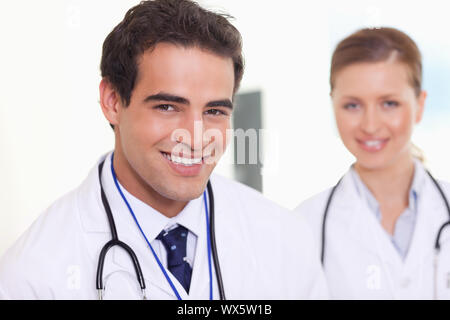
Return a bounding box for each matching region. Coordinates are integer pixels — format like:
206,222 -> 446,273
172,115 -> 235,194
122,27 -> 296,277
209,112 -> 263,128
111,43 -> 235,203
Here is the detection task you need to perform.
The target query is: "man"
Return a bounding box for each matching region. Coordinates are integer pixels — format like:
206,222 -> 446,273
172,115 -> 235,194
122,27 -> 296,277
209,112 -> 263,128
0,0 -> 327,299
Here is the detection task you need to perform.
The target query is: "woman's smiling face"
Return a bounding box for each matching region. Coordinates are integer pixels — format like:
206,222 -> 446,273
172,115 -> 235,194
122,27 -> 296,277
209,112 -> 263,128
331,58 -> 426,171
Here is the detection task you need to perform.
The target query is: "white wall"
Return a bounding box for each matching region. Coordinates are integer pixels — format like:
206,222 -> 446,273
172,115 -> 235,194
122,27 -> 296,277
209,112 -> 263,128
201,0 -> 450,208
1,0 -> 449,255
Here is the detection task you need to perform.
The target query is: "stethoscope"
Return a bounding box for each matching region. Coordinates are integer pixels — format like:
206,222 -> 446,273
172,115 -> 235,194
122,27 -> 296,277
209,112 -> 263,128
321,169 -> 450,299
95,155 -> 226,300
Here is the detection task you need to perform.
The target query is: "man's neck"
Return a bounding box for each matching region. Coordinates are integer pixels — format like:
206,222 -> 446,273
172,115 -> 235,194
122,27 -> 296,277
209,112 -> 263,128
112,151 -> 188,218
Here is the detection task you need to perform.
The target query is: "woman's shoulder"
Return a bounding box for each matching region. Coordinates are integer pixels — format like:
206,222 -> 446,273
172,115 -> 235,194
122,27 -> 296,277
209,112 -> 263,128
437,178 -> 450,189
419,161 -> 450,195
293,169 -> 356,230
292,187 -> 336,233
294,188 -> 334,213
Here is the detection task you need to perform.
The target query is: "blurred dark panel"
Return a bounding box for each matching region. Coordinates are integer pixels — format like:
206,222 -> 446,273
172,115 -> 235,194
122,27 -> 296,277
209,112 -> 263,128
233,91 -> 263,192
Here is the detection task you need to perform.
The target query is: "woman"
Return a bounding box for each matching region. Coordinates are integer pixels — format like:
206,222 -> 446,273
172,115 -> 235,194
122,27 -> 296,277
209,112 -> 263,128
295,27 -> 450,299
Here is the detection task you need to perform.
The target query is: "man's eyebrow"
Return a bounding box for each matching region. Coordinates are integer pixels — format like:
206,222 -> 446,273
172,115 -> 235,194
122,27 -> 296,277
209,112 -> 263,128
143,92 -> 190,104
144,93 -> 233,109
206,99 -> 234,109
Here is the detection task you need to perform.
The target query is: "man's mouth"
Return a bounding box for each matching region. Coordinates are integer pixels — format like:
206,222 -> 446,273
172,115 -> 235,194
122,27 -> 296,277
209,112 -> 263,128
161,152 -> 203,166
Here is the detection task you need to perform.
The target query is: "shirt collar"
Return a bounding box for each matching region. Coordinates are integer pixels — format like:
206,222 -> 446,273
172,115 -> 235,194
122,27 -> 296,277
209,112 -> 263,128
350,158 -> 426,218
102,152 -> 205,243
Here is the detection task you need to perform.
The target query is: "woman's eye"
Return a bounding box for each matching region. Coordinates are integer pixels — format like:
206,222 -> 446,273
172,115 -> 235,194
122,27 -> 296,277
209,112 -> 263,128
154,104 -> 175,111
343,103 -> 360,110
383,100 -> 399,108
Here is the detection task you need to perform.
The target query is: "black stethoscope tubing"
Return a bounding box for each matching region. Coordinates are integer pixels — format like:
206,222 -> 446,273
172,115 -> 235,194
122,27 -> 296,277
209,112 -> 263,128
321,169 -> 450,265
206,180 -> 226,300
95,159 -> 226,300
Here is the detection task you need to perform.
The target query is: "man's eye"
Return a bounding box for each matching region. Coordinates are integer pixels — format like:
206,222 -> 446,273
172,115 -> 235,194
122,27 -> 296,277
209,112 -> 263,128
154,104 -> 175,111
383,100 -> 399,108
205,109 -> 228,116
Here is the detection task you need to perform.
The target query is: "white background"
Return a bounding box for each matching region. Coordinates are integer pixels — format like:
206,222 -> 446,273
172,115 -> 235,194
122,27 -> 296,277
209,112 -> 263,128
1,0 -> 449,255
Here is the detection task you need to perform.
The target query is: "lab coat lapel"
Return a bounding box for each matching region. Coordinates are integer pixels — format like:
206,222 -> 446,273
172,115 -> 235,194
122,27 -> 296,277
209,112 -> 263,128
185,228 -> 210,299
404,172 -> 449,274
334,172 -> 380,257
336,170 -> 400,296
77,154 -> 114,264
207,177 -> 260,299
339,170 -> 405,264
77,154 -> 111,234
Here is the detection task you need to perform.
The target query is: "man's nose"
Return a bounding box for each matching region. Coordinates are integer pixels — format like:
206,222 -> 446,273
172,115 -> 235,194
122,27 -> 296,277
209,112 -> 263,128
172,111 -> 208,154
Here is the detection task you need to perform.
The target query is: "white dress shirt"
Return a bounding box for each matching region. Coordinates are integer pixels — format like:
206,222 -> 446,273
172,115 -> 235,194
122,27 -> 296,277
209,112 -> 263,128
107,164 -> 199,269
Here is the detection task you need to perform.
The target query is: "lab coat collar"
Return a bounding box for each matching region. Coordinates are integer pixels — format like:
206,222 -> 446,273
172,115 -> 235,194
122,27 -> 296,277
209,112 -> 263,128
337,161 -> 450,271
329,168 -> 360,213
349,158 -> 424,219
404,164 -> 450,270
77,152 -> 111,234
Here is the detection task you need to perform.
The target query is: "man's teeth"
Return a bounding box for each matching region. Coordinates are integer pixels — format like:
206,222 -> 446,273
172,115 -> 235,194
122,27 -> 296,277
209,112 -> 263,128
162,153 -> 202,166
364,140 -> 383,147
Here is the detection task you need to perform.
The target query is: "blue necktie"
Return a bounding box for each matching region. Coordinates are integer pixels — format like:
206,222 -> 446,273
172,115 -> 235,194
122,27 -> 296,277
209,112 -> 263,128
156,225 -> 192,293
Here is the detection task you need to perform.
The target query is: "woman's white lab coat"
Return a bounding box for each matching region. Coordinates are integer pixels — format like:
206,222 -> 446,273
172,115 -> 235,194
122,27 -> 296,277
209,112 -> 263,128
295,164 -> 450,299
0,154 -> 328,300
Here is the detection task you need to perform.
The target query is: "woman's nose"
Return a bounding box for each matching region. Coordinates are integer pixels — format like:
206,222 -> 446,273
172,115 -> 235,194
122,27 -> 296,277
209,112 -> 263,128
360,106 -> 381,135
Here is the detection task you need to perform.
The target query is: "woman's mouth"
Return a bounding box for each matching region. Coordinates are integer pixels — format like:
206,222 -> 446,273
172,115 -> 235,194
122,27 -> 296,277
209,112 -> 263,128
356,138 -> 389,152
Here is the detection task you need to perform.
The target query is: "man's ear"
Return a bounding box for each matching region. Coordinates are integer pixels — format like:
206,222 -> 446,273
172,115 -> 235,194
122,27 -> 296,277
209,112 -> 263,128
99,78 -> 122,127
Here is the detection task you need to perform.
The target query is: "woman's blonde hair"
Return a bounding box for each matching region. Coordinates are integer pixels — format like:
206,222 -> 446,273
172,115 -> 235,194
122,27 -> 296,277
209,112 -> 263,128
412,143 -> 426,163
330,27 -> 422,97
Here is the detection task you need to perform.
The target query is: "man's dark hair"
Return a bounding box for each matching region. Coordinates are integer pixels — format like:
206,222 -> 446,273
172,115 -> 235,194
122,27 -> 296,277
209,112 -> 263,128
100,0 -> 244,106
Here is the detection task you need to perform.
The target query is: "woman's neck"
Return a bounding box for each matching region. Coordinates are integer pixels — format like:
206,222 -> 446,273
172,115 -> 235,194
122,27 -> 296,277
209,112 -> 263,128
354,153 -> 415,234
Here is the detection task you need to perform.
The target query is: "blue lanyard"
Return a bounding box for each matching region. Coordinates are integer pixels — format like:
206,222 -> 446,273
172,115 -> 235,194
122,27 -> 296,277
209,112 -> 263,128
110,154 -> 214,300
